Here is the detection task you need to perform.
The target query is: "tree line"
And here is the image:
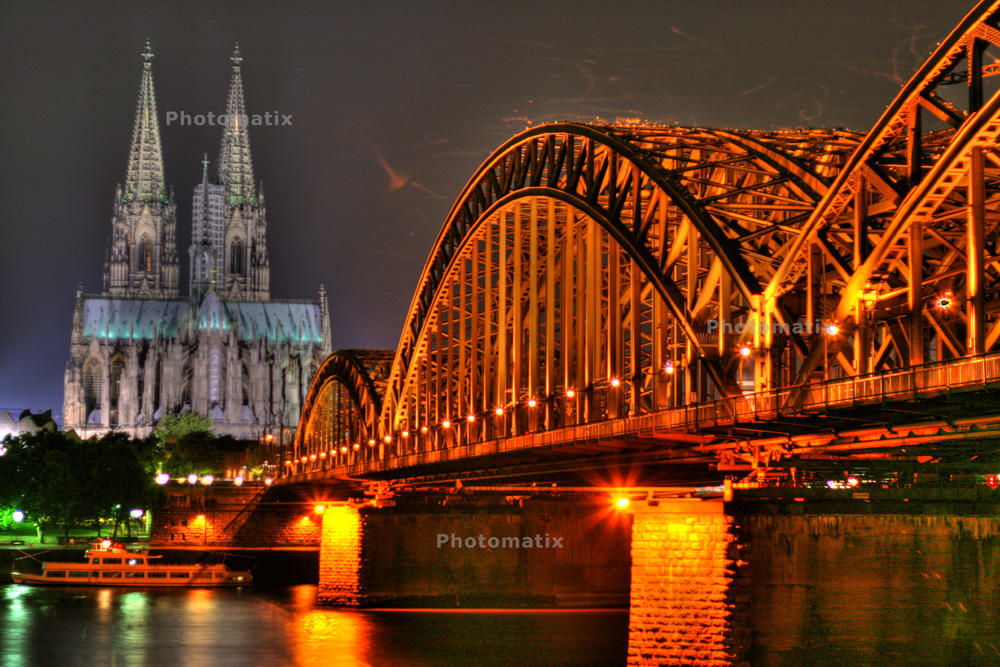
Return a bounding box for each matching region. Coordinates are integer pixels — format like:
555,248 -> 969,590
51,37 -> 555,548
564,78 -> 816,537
0,413 -> 255,541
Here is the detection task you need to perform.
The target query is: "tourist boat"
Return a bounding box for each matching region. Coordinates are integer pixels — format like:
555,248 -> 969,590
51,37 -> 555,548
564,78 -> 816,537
11,540 -> 252,587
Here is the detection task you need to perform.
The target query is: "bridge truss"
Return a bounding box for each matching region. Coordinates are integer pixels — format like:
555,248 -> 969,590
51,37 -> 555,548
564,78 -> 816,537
293,1 -> 1000,484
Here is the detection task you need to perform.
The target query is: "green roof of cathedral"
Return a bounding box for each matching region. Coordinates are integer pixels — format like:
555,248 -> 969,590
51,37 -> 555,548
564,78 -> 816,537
82,295 -> 323,344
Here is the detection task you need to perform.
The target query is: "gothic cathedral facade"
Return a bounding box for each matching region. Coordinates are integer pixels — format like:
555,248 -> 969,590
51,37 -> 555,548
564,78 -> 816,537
63,43 -> 331,440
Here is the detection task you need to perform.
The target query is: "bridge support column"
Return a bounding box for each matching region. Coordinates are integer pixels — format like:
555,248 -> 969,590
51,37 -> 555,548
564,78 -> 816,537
317,505 -> 365,605
627,499 -> 747,666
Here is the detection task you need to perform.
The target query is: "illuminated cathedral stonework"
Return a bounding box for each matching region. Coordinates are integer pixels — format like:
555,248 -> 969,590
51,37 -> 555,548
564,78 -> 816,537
63,43 -> 331,440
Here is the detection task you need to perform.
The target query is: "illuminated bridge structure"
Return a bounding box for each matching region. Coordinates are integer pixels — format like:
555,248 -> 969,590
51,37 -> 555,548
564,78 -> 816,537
292,1 -> 1000,491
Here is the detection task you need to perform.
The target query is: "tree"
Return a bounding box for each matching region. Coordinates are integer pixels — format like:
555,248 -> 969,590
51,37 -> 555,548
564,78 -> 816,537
153,413 -> 214,442
0,430 -> 158,541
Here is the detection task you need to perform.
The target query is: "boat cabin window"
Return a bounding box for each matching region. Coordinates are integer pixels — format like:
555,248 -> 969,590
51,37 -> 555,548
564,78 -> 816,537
169,572 -> 190,579
125,571 -> 145,579
127,558 -> 143,566
69,571 -> 89,578
45,571 -> 66,578
101,571 -> 122,578
101,558 -> 123,565
147,572 -> 167,579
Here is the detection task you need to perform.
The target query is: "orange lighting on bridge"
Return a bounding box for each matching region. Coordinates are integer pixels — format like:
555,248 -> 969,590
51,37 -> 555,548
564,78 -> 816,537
616,498 -> 629,508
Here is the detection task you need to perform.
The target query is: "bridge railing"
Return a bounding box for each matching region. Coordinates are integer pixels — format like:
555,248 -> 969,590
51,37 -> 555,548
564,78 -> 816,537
292,350 -> 1000,479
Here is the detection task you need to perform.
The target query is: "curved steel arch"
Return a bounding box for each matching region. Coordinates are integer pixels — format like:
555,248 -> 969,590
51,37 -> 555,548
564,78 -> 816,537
770,0 -> 1000,388
293,350 -> 388,468
380,124 -> 855,428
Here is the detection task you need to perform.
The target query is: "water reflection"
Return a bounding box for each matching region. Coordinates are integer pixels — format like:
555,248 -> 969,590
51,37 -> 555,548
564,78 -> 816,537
0,585 -> 628,667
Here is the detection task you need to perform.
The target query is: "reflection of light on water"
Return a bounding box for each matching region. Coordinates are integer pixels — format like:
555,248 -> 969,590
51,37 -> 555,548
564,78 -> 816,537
285,586 -> 376,667
2,586 -> 29,666
117,592 -> 152,666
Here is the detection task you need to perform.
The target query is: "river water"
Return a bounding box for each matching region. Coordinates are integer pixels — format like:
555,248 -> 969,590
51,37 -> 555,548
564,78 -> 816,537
0,584 -> 628,667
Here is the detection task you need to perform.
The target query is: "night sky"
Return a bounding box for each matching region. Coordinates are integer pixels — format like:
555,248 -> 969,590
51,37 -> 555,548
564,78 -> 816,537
0,1 -> 975,420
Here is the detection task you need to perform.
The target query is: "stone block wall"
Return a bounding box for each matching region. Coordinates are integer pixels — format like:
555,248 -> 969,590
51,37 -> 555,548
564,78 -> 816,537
149,483 -> 321,547
316,499 -> 633,608
627,499 -> 747,667
317,505 -> 363,605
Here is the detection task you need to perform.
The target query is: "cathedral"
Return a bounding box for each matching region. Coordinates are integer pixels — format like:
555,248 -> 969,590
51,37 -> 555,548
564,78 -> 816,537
63,43 -> 331,441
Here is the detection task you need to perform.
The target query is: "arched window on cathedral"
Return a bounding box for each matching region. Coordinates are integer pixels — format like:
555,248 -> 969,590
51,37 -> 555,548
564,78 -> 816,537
84,358 -> 102,413
230,239 -> 244,275
138,236 -> 152,273
109,355 -> 125,403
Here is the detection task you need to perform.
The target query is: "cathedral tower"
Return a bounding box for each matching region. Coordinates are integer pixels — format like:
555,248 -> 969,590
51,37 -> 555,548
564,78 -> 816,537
103,41 -> 179,298
197,45 -> 271,301
66,43 -> 329,441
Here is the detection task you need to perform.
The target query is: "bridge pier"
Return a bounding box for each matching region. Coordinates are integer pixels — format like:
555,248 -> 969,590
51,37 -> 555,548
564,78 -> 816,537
316,499 -> 632,608
627,500 -> 748,667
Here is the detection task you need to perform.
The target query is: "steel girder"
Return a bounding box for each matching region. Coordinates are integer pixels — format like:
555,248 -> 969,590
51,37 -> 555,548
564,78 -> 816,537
294,350 -> 389,471
776,0 -> 1000,399
290,2 -> 1000,478
367,124 -> 858,457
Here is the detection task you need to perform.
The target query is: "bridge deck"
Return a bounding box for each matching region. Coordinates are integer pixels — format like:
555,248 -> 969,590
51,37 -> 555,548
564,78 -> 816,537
288,350 -> 1000,484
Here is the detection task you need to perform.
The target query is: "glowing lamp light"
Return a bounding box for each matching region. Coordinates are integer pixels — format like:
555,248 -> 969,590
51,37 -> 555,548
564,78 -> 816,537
402,430 -> 410,438
664,362 -> 675,375
101,539 -> 112,549
285,460 -> 293,466
936,296 -> 953,310
566,389 -> 575,398
616,498 -> 629,509
352,443 -> 361,451
610,378 -> 621,388
739,346 -> 752,357
196,514 -> 205,521
495,407 -> 504,416
467,414 -> 476,423
155,473 -> 170,486
234,476 -> 244,487
847,477 -> 859,487
265,434 -> 274,443
315,505 -> 325,514
527,399 -> 537,408
301,456 -> 308,464
130,508 -> 144,519
187,473 -> 199,485
319,451 -> 327,459
310,454 -> 317,461
383,435 -> 392,444
987,474 -> 998,489
200,475 -> 214,486
264,477 -> 274,486
442,420 -> 452,429
368,438 -> 377,447
340,446 -> 348,454
825,324 -> 839,336
420,426 -> 428,434
12,510 -> 24,523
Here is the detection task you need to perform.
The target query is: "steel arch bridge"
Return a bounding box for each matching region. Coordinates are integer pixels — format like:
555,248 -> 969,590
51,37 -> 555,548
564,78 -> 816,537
291,1 -> 1000,485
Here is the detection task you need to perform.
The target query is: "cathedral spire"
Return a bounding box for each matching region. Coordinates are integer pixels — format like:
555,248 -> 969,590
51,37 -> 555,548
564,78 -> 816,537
217,43 -> 256,206
124,40 -> 166,203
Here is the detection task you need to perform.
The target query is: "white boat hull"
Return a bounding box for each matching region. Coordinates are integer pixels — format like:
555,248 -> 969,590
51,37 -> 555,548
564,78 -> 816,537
11,542 -> 252,587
